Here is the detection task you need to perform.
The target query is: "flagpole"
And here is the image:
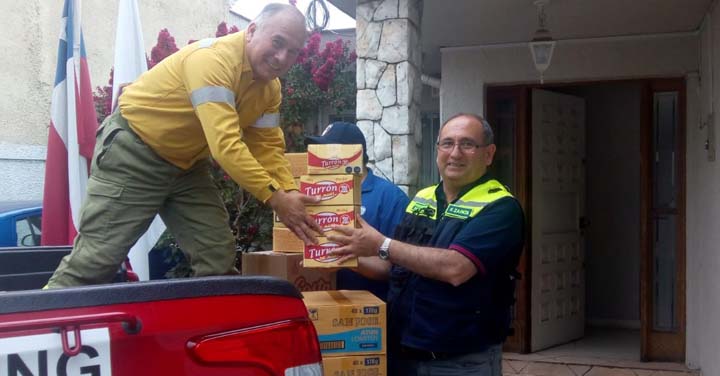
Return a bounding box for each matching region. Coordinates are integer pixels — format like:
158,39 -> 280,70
42,0 -> 98,246
113,0 -> 167,281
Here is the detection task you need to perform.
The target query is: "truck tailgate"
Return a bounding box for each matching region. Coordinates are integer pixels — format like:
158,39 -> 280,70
0,276 -> 322,375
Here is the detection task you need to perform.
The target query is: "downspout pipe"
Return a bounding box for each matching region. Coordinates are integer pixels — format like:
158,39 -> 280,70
421,74 -> 441,89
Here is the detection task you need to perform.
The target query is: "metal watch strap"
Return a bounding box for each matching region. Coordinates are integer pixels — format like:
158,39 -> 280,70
378,237 -> 392,260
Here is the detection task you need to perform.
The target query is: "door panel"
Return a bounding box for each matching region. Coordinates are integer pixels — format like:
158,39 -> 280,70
486,87 -> 530,353
531,89 -> 586,352
640,80 -> 686,362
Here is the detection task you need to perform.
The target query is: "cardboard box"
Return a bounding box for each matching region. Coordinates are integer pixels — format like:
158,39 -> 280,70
307,144 -> 364,175
275,205 -> 359,236
304,238 -> 358,268
299,175 -> 361,206
241,251 -> 336,292
284,153 -> 308,178
303,290 -> 386,356
272,227 -> 304,252
322,354 -> 386,376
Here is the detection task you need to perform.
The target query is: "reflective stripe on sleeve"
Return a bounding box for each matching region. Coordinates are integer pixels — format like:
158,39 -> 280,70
198,38 -> 216,48
190,86 -> 235,108
251,113 -> 280,128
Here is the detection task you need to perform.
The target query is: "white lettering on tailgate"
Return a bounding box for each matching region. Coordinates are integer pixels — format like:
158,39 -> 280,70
0,328 -> 111,376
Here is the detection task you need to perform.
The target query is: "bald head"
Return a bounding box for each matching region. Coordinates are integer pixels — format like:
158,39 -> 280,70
439,113 -> 494,146
253,3 -> 307,37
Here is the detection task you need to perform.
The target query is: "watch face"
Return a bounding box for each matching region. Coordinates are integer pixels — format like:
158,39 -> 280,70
378,248 -> 390,260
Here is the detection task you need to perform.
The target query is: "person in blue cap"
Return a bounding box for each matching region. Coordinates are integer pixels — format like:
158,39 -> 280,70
306,122 -> 409,301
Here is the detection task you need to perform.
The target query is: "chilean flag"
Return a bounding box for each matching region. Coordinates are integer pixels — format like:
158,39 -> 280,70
41,0 -> 98,245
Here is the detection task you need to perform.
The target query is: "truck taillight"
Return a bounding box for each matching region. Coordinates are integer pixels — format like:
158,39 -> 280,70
187,318 -> 322,375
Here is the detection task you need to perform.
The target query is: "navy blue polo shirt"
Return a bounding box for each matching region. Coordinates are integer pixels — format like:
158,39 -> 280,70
336,169 -> 409,300
433,176 -> 524,278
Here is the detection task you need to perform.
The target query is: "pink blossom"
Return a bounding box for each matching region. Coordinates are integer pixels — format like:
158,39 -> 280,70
216,22 -> 229,37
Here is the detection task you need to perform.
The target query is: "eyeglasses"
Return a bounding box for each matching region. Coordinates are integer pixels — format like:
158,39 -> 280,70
436,140 -> 488,153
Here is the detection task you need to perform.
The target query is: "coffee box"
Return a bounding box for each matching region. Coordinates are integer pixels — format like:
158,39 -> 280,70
304,238 -> 358,268
299,175 -> 361,206
322,354 -> 386,376
242,251 -> 336,292
303,290 -> 386,356
307,144 -> 364,175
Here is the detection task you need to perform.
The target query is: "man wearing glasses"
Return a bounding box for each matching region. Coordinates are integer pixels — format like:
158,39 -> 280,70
328,113 -> 525,376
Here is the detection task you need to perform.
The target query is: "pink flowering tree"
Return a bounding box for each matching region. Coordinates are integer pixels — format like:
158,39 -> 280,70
280,32 -> 356,151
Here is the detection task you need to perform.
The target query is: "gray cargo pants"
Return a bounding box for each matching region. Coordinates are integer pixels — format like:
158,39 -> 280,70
46,111 -> 236,288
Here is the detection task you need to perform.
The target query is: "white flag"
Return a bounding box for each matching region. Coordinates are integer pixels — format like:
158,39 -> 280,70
112,0 -> 167,280
112,0 -> 147,109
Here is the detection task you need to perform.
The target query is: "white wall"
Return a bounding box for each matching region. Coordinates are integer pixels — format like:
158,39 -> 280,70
686,8 -> 720,374
441,34 -> 698,121
0,145 -> 46,201
0,0 -> 229,199
228,11 -> 250,30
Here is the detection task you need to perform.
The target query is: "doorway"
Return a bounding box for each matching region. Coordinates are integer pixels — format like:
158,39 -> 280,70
486,79 -> 686,363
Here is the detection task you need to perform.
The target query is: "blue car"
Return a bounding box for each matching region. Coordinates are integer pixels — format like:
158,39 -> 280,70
0,201 -> 42,247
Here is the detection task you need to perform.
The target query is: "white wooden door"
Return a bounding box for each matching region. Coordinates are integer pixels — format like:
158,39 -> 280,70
531,89 -> 586,352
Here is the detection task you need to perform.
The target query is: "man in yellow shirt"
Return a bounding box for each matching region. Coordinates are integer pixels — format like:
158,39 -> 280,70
46,3 -> 321,288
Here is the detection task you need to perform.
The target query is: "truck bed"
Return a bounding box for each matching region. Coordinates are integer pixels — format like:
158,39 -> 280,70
0,276 -> 322,375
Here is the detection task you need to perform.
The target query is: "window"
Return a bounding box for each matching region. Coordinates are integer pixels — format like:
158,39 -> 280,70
15,214 -> 41,246
420,112 -> 441,187
328,113 -> 356,124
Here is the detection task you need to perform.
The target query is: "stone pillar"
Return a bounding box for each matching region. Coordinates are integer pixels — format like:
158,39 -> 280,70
355,0 -> 423,195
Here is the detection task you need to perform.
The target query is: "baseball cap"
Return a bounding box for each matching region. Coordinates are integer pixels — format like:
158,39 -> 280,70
305,122 -> 369,163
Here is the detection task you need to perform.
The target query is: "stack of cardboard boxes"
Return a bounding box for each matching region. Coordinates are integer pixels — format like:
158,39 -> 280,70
304,290 -> 387,376
241,152 -> 336,292
297,144 -> 363,268
243,146 -> 387,375
242,145 -> 363,288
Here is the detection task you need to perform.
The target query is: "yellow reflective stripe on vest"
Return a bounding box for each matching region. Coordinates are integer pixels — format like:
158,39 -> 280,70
406,179 -> 514,220
444,179 -> 513,219
405,185 -> 438,219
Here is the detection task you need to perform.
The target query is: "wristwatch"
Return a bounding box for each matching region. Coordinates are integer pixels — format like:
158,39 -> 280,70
378,237 -> 392,260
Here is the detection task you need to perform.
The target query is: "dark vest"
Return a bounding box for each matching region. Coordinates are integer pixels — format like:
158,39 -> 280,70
389,178 -> 521,353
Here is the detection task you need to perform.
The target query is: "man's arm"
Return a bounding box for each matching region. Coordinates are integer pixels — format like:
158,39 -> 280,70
353,256 -> 393,281
181,49 -> 321,242
241,84 -> 296,191
330,198 -> 524,286
181,49 -> 279,201
329,217 -> 478,286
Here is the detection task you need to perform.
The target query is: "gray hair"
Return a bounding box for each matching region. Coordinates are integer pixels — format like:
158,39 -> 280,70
439,113 -> 495,145
253,3 -> 306,31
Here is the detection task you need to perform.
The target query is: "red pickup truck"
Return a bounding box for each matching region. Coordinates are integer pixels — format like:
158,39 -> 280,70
0,274 -> 323,375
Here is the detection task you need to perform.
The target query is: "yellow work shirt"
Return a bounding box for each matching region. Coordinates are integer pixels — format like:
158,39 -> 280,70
118,31 -> 295,203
